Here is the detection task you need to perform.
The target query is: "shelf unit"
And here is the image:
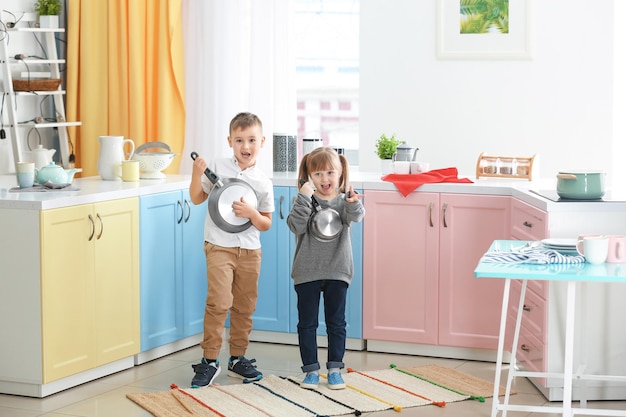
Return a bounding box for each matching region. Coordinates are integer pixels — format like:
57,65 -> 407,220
0,19 -> 80,171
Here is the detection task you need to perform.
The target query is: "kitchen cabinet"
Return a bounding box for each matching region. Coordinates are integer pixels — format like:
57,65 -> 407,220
136,189 -> 207,361
363,190 -> 510,356
40,198 -> 139,382
250,186 -> 364,344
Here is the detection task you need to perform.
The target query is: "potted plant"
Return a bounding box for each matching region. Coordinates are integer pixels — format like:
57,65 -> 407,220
375,133 -> 402,174
34,0 -> 62,28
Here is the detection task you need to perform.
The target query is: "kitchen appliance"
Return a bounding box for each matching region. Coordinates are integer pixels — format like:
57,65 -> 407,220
529,189 -> 624,202
132,142 -> 177,179
191,151 -> 258,233
302,138 -> 323,156
392,141 -> 419,162
98,136 -> 135,180
556,170 -> 605,200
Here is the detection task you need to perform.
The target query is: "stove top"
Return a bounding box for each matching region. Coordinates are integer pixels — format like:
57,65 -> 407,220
530,189 -> 625,202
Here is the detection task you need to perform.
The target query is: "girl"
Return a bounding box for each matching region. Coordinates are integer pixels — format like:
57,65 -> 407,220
287,147 -> 365,390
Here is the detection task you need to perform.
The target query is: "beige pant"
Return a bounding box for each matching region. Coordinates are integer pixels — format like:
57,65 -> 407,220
200,243 -> 262,360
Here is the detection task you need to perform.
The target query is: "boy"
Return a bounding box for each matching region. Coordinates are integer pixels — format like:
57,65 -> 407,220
188,112 -> 274,387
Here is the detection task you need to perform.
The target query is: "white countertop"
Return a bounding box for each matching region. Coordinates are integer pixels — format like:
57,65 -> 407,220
2,172 -> 625,212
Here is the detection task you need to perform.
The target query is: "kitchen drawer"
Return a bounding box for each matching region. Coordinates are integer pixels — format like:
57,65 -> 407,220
509,280 -> 547,339
511,198 -> 548,241
516,326 -> 547,387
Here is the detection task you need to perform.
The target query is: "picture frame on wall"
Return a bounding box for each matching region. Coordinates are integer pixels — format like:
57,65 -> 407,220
437,0 -> 532,60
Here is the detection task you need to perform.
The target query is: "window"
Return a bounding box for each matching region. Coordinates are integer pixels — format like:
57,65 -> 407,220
295,0 -> 359,165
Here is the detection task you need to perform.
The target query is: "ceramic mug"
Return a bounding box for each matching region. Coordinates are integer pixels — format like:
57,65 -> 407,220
16,161 -> 35,188
576,235 -> 609,264
117,160 -> 140,182
393,160 -> 411,174
606,235 -> 626,263
410,161 -> 430,174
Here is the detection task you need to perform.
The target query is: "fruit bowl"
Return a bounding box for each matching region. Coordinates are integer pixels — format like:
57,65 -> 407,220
131,142 -> 177,179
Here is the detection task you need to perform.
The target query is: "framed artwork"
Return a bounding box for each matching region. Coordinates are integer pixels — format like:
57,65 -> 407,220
437,0 -> 532,60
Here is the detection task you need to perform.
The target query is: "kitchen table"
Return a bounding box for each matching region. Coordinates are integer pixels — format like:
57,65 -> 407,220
475,240 -> 626,417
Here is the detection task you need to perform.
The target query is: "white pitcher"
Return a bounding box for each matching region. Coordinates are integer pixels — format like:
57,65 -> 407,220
98,136 -> 135,180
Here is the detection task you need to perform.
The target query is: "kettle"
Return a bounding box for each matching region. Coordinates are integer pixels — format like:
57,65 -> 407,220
25,145 -> 56,169
98,136 -> 135,180
392,141 -> 419,162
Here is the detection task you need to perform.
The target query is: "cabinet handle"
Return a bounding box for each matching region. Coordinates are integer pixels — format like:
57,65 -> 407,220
96,213 -> 104,240
523,304 -> 532,312
520,344 -> 531,352
177,200 -> 184,224
88,214 -> 95,241
279,195 -> 285,219
184,199 -> 191,223
428,202 -> 434,227
442,203 -> 448,228
523,221 -> 533,228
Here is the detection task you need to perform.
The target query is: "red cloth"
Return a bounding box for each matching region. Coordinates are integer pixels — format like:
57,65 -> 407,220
381,167 -> 473,197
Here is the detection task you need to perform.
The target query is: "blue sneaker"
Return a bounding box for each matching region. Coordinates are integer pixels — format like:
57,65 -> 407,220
327,372 -> 346,390
191,358 -> 220,388
300,372 -> 319,389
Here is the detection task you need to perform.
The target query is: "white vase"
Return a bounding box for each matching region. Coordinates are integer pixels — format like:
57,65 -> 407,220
39,15 -> 59,29
380,159 -> 393,175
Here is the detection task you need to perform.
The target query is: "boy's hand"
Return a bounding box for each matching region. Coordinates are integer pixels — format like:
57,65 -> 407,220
192,156 -> 208,178
232,196 -> 255,219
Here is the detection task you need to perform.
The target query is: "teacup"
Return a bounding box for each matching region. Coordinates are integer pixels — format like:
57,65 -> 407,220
393,160 -> 411,175
606,235 -> 626,263
577,235 -> 609,264
16,161 -> 35,188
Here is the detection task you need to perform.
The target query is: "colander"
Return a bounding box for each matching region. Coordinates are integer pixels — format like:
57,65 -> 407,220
132,142 -> 177,179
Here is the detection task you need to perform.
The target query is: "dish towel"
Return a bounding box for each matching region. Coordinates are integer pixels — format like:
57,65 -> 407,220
382,167 -> 473,197
481,248 -> 585,264
9,182 -> 80,192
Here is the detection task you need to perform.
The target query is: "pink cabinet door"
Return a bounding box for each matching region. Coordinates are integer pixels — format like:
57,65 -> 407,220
363,190 -> 440,344
438,194 -> 511,350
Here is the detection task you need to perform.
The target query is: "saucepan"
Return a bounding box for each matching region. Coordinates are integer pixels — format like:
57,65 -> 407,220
556,170 -> 605,200
191,152 -> 258,233
299,179 -> 343,241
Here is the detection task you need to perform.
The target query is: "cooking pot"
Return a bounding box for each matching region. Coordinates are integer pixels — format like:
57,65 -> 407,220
556,170 -> 605,200
308,195 -> 343,242
191,152 -> 258,233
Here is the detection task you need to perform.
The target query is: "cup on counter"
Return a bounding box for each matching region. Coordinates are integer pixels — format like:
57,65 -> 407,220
393,160 -> 411,174
606,235 -> 626,263
117,160 -> 140,182
16,161 -> 35,188
576,235 -> 609,264
410,161 -> 430,174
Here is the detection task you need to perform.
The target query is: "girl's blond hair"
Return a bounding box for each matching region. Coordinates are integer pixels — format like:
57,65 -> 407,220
297,147 -> 350,193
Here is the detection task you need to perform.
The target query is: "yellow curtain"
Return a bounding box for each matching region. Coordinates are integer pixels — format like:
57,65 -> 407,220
66,0 -> 185,176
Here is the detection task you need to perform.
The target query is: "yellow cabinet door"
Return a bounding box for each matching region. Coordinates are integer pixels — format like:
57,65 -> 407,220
93,199 -> 140,366
41,204 -> 96,383
40,198 -> 139,383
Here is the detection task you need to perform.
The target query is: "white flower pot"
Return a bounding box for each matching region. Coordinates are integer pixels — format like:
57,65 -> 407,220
39,15 -> 59,29
380,159 -> 393,175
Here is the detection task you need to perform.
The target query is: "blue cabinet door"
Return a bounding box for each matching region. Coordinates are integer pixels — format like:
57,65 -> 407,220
288,189 -> 363,339
139,191 -> 184,351
181,190 -> 208,337
251,186 -> 291,332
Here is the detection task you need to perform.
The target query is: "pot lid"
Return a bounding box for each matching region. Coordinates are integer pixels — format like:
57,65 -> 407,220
396,141 -> 416,150
558,170 -> 605,174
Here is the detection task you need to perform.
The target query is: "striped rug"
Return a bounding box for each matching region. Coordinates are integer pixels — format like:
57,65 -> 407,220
127,364 -> 505,416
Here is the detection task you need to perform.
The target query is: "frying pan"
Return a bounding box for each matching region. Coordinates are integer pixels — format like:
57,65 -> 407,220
299,179 -> 343,242
191,152 -> 258,233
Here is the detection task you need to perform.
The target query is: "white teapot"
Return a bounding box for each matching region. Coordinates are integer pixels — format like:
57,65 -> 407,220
25,145 -> 56,169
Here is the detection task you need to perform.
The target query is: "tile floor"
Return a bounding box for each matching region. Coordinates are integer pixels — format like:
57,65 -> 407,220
0,341 -> 624,416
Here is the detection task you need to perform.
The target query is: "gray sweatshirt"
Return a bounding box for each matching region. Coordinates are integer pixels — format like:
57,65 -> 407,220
287,192 -> 365,286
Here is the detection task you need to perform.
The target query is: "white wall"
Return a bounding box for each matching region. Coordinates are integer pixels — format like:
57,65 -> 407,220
360,0 -> 622,188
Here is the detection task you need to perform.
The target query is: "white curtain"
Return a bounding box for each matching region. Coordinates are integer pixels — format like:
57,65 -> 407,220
179,0 -> 296,175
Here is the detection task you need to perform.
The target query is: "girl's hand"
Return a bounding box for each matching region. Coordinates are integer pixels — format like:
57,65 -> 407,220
346,185 -> 365,202
299,180 -> 314,197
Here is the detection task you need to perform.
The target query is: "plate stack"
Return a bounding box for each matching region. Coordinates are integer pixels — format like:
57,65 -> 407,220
541,238 -> 578,254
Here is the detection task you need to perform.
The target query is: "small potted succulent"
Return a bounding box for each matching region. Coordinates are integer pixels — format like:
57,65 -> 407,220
34,0 -> 62,28
375,133 -> 402,174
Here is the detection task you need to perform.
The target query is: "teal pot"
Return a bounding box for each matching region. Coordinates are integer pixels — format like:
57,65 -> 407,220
556,171 -> 605,200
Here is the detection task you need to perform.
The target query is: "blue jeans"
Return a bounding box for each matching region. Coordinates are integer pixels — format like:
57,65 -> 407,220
295,280 -> 348,373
